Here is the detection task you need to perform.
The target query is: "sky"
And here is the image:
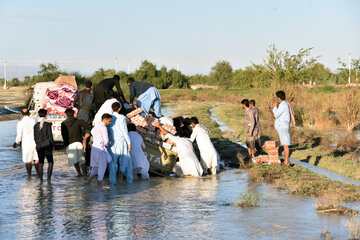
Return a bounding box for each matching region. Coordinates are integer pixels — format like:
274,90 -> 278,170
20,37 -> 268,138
0,0 -> 359,77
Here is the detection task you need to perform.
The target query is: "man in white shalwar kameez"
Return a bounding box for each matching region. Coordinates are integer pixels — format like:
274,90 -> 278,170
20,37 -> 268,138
127,123 -> 149,180
108,102 -> 133,184
93,94 -> 119,126
154,122 -> 203,177
190,117 -> 219,175
86,114 -> 113,186
13,109 -> 39,177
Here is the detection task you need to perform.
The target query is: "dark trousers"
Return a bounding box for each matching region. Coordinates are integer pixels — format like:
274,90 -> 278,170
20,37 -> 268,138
37,146 -> 54,164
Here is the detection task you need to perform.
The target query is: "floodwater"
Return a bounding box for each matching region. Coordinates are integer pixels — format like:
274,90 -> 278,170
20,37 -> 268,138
0,117 -> 358,239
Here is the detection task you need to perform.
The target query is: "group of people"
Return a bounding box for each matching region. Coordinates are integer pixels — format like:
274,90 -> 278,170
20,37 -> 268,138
13,73 -> 294,184
241,90 -> 294,166
13,75 -> 219,185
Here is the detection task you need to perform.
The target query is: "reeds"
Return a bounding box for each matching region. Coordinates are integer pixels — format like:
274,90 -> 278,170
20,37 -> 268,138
234,190 -> 262,208
346,215 -> 360,240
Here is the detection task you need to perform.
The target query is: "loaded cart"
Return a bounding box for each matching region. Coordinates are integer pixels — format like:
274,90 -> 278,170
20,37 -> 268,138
28,75 -> 78,142
143,142 -> 177,176
126,108 -> 178,176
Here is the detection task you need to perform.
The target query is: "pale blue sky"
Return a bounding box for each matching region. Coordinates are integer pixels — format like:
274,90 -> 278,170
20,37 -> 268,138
0,0 -> 359,76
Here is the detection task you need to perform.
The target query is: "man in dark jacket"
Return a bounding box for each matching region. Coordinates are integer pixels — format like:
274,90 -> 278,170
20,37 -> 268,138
61,108 -> 92,176
93,75 -> 126,112
127,77 -> 162,118
73,80 -> 92,110
34,109 -> 55,181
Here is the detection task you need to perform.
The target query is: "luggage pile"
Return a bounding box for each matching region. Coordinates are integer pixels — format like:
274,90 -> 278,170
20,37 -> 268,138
253,140 -> 281,164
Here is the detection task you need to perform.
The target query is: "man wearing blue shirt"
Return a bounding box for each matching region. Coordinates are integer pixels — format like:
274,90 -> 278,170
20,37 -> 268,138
127,77 -> 162,118
272,91 -> 291,166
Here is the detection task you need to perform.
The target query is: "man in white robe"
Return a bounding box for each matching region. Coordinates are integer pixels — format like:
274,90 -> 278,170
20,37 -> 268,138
127,123 -> 149,180
189,117 -> 219,175
108,102 -> 133,184
13,108 -> 39,177
86,114 -> 113,186
93,94 -> 119,126
154,122 -> 203,177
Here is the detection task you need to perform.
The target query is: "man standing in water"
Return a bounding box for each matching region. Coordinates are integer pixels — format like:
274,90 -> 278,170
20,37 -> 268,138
33,109 -> 55,181
108,102 -> 132,184
241,99 -> 256,160
272,91 -> 291,166
61,108 -> 92,176
86,114 -> 113,186
13,108 -> 40,177
249,99 -> 262,154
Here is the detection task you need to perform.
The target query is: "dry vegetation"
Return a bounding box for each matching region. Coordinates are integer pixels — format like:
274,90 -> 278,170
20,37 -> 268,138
316,194 -> 359,216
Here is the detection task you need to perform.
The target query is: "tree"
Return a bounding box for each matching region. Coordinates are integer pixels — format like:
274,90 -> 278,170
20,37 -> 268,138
261,44 -> 319,84
305,63 -> 335,85
9,77 -> 21,86
209,61 -> 233,89
23,76 -> 32,86
32,63 -> 64,83
337,57 -> 360,84
169,69 -> 189,89
89,68 -> 117,85
188,74 -> 209,85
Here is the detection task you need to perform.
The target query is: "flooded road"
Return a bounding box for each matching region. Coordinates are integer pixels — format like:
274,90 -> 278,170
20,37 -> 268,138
0,119 -> 357,239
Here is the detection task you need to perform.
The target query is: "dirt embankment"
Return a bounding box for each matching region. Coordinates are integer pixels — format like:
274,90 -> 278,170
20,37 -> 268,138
0,86 -> 31,121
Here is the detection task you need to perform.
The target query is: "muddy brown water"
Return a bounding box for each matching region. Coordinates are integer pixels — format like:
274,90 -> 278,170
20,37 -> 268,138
0,108 -> 358,239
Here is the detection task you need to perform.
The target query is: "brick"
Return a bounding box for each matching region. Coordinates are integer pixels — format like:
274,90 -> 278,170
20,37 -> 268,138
268,159 -> 281,164
268,155 -> 280,160
264,140 -> 279,148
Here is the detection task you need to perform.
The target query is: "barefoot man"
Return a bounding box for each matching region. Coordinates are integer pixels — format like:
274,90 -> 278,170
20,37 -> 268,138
272,91 -> 291,166
13,108 -> 39,177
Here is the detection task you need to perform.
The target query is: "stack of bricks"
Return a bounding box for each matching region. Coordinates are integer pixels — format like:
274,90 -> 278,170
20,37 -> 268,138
264,140 -> 281,164
253,140 -> 280,164
126,108 -> 177,151
126,108 -> 143,118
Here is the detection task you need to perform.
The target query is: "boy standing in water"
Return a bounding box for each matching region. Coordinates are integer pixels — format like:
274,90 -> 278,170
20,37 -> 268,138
86,114 -> 112,186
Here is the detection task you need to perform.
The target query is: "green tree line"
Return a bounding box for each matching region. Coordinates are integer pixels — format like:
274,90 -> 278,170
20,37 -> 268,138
2,44 -> 359,90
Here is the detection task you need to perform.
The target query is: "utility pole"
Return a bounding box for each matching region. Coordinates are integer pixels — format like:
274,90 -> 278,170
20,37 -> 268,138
115,58 -> 118,73
3,60 -> 7,89
348,53 -> 351,85
127,60 -> 130,75
176,62 -> 179,71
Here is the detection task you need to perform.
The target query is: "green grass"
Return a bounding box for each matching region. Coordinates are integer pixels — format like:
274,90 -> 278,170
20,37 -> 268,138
234,190 -> 262,208
248,164 -> 360,201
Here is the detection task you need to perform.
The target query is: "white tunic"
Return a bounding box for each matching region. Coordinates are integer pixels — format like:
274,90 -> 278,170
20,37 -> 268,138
129,131 -> 149,179
190,124 -> 218,171
15,116 -> 38,163
166,133 -> 203,177
93,99 -> 119,126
